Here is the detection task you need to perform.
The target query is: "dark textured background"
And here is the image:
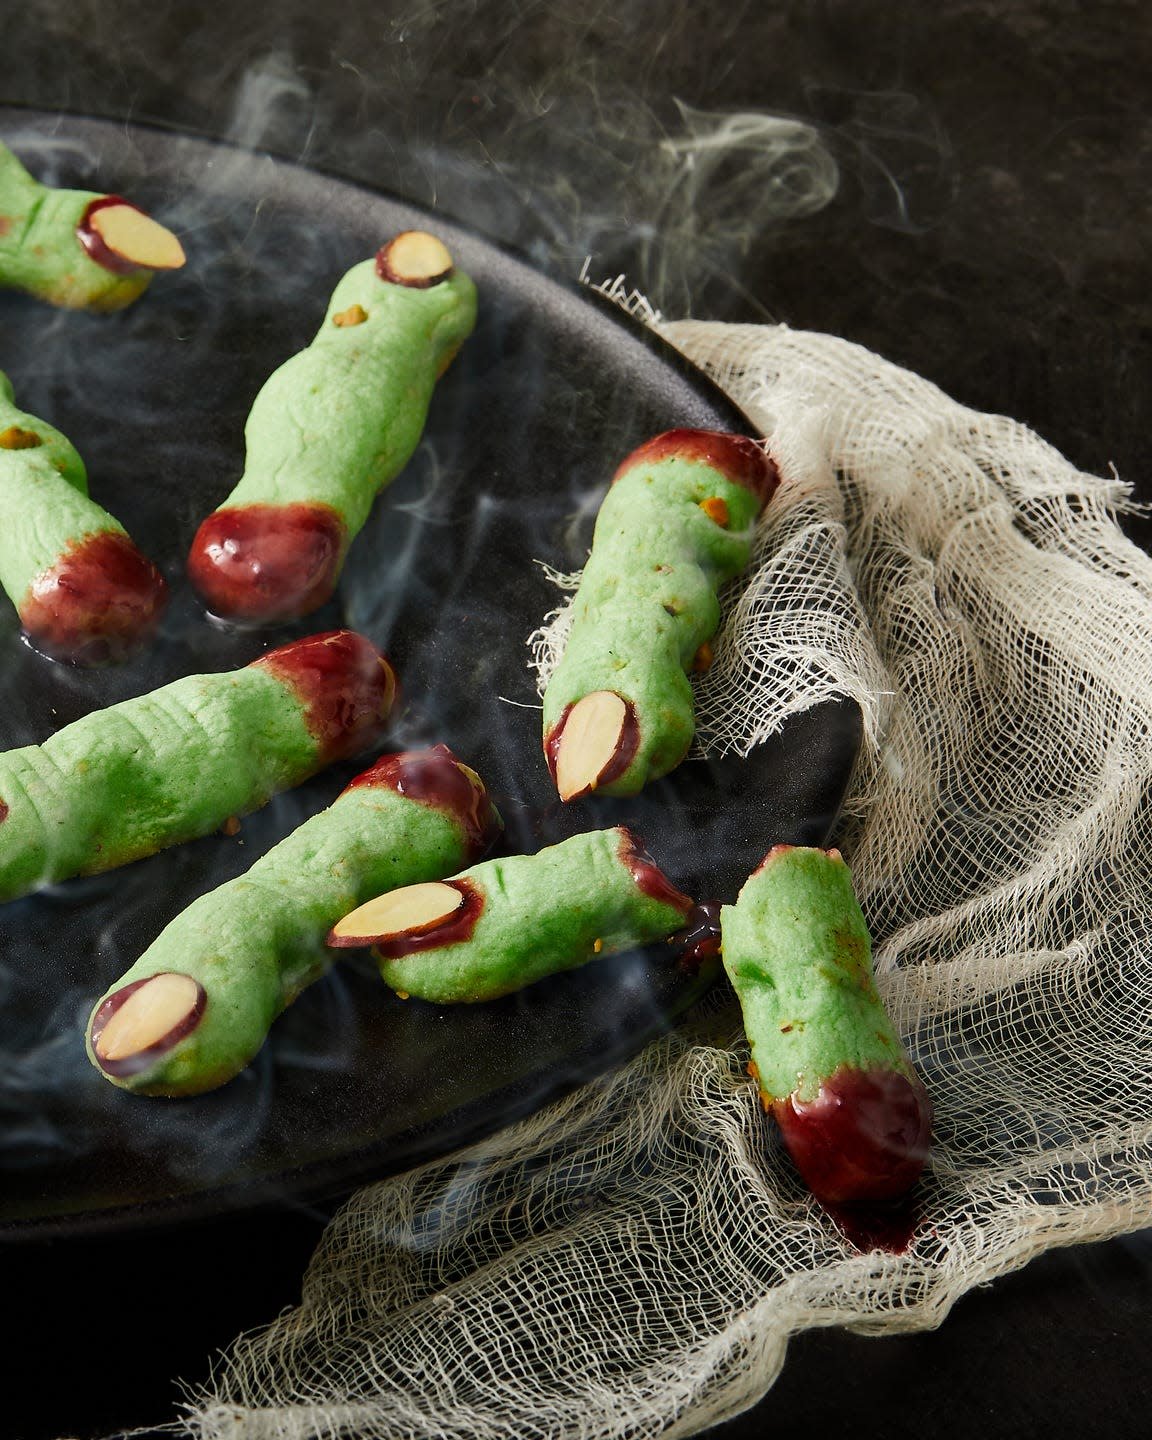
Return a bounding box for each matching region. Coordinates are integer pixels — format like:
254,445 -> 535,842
2,1 -> 1151,1437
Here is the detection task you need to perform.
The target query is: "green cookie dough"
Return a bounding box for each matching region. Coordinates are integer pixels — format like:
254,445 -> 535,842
0,372 -> 86,485
0,629 -> 396,901
0,140 -> 183,311
187,232 -> 478,622
721,845 -> 932,1206
0,372 -> 168,664
543,429 -> 778,799
87,746 -> 500,1096
721,846 -> 914,1100
371,825 -> 692,1004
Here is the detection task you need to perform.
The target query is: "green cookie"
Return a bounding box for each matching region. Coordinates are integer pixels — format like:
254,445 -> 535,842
721,845 -> 932,1206
0,629 -> 396,901
87,746 -> 500,1096
543,429 -> 778,799
187,232 -> 478,623
0,140 -> 185,311
0,372 -> 168,665
371,825 -> 692,1003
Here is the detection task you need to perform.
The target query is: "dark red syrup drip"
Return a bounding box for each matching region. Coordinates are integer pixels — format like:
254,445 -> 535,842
89,974 -> 207,1078
821,1196 -> 922,1256
187,502 -> 346,623
612,429 -> 780,508
344,745 -> 501,859
75,195 -> 148,275
253,630 -> 397,764
773,1064 -> 933,1211
619,829 -> 693,916
671,900 -> 723,971
20,530 -> 168,666
544,694 -> 641,797
374,879 -> 484,959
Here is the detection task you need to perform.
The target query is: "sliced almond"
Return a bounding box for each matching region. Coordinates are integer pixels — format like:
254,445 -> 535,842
554,690 -> 628,802
376,230 -> 454,288
89,203 -> 186,270
94,972 -> 202,1062
329,881 -> 464,946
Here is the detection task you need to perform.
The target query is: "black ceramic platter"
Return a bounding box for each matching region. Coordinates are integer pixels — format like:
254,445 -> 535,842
0,111 -> 861,1237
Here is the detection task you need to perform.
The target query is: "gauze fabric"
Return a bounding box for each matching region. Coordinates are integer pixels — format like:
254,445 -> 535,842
185,308 -> 1152,1440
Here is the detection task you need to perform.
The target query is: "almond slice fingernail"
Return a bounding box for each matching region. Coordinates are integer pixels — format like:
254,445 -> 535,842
553,690 -> 630,802
91,972 -> 205,1074
375,230 -> 454,288
80,200 -> 186,272
328,880 -> 464,947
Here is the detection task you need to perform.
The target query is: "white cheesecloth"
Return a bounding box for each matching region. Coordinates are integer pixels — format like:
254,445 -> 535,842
182,308 -> 1152,1440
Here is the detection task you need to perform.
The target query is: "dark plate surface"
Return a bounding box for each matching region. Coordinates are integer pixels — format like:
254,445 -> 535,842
0,112 -> 861,1238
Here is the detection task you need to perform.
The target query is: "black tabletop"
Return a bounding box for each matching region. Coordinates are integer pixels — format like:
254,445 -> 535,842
4,3 -> 1151,1438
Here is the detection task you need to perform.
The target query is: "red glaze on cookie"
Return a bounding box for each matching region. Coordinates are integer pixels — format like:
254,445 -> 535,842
752,842 -> 800,877
20,530 -> 169,666
75,196 -> 147,275
374,878 -> 484,958
671,900 -> 723,970
753,844 -> 845,881
344,744 -> 501,859
89,974 -> 207,1078
187,502 -> 346,623
772,1064 -> 933,1207
619,829 -> 693,916
612,429 -> 780,508
543,695 -> 641,798
253,630 -> 397,764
